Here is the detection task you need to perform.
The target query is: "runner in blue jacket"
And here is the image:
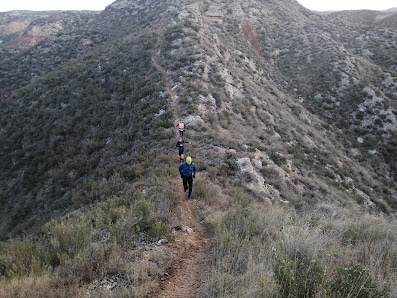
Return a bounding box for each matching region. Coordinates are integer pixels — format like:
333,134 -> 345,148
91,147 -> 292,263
179,156 -> 196,200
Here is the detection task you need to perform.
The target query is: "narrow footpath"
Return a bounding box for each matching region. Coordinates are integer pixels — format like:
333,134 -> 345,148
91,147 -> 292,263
151,39 -> 212,298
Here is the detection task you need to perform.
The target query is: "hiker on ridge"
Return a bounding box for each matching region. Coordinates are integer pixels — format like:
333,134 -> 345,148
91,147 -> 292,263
176,121 -> 185,138
179,156 -> 196,200
176,137 -> 191,164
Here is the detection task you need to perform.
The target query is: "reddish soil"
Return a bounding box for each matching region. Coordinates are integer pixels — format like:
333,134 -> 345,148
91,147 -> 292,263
241,19 -> 262,55
153,185 -> 212,298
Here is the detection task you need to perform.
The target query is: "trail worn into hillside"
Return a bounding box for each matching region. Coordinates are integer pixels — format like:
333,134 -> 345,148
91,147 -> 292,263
154,183 -> 212,298
151,49 -> 179,121
150,40 -> 212,298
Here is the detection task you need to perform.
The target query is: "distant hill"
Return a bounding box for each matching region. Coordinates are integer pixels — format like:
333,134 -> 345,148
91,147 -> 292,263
328,9 -> 397,29
0,10 -> 99,60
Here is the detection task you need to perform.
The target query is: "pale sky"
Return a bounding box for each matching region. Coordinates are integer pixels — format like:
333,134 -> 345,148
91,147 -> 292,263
0,0 -> 396,12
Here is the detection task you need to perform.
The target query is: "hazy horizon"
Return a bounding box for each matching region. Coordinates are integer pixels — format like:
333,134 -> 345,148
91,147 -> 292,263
0,0 -> 396,12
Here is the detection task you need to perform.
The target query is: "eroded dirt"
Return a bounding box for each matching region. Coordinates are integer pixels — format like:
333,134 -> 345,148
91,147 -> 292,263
150,39 -> 212,298
153,186 -> 212,298
241,19 -> 262,55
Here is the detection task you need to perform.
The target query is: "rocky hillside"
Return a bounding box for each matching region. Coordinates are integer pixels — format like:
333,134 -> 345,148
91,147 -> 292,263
0,0 -> 396,296
0,10 -> 99,60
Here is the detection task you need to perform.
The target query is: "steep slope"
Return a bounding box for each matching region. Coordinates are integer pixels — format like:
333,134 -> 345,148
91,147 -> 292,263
0,10 -> 107,97
0,31 -> 108,96
268,10 -> 397,178
156,0 -> 396,206
0,32 -> 173,237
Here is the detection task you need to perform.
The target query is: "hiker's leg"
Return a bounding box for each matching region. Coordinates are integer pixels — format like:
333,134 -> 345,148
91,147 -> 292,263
188,176 -> 193,197
183,177 -> 188,192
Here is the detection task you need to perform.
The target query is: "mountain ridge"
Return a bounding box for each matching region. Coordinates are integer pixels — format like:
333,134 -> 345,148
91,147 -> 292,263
0,0 -> 396,296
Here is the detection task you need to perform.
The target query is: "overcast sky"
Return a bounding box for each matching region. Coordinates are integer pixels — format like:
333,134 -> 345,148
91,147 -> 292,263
0,0 -> 396,12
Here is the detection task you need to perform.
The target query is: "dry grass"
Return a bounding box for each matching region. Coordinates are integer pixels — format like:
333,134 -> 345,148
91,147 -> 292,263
0,275 -> 82,298
196,183 -> 397,297
0,170 -> 179,297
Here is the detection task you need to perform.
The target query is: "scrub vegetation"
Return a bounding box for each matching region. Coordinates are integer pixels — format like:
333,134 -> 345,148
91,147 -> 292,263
0,0 -> 396,296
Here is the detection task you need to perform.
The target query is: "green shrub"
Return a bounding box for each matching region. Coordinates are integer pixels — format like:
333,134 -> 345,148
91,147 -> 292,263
48,218 -> 93,257
329,265 -> 389,298
0,238 -> 47,278
269,151 -> 286,166
273,253 -> 324,298
224,151 -> 238,173
111,200 -> 170,247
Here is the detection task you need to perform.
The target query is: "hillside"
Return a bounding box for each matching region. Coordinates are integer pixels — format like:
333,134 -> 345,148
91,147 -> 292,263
0,10 -> 99,58
0,0 -> 396,296
328,9 -> 397,29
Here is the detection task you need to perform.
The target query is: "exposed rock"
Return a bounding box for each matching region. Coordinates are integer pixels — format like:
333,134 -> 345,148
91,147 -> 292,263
182,225 -> 193,234
236,157 -> 274,203
205,5 -> 224,18
184,115 -> 204,126
158,239 -> 169,245
155,109 -> 165,117
252,159 -> 263,169
368,149 -> 377,155
299,111 -> 312,124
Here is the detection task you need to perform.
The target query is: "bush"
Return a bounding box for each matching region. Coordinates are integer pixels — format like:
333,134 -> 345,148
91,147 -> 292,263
273,253 -> 324,298
111,200 -> 170,247
269,151 -> 286,166
329,265 -> 389,298
0,238 -> 47,278
48,218 -> 93,258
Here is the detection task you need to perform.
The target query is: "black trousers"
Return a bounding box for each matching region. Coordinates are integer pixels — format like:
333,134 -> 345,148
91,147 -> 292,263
182,176 -> 193,196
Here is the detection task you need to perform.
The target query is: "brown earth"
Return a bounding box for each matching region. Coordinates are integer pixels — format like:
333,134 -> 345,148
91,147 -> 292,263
150,38 -> 212,298
241,19 -> 261,55
152,185 -> 212,298
0,21 -> 30,35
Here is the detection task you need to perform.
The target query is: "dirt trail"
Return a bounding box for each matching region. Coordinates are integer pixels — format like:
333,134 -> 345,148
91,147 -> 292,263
150,39 -> 212,298
155,184 -> 212,298
151,51 -> 178,121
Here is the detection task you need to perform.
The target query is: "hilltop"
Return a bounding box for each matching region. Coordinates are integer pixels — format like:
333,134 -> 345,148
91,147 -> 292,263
328,8 -> 397,29
0,0 -> 396,296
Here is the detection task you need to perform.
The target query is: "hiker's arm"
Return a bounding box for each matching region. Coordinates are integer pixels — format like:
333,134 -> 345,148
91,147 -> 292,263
179,165 -> 183,177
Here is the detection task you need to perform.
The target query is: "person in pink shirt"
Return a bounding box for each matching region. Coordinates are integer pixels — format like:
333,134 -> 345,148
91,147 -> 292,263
176,121 -> 185,138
